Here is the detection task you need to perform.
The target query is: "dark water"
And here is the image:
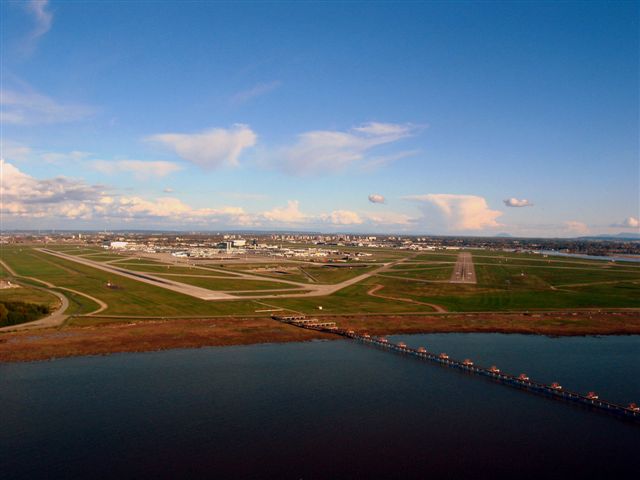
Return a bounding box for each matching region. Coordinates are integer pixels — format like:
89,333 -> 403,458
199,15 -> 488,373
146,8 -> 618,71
1,335 -> 639,479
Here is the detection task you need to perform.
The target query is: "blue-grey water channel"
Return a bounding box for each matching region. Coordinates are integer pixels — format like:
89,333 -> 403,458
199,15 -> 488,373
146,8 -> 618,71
1,334 -> 639,479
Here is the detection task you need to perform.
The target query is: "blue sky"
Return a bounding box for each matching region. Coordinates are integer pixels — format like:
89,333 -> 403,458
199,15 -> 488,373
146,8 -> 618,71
1,0 -> 638,236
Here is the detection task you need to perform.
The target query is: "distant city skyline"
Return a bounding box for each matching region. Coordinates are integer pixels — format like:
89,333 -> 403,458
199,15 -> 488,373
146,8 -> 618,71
1,0 -> 638,237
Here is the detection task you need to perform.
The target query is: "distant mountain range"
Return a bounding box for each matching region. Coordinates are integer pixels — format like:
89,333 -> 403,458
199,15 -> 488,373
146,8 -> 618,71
579,232 -> 640,240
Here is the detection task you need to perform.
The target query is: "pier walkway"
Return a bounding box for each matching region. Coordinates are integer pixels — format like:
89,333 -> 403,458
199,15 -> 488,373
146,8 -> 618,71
273,315 -> 640,424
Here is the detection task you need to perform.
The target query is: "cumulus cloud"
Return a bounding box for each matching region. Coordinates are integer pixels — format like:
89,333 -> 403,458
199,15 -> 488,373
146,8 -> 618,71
163,187 -> 174,193
90,160 -> 182,179
362,211 -> 415,226
1,87 -> 95,125
276,122 -> 418,175
504,197 -> 533,208
262,200 -> 307,223
0,162 -> 421,230
564,221 -> 589,235
260,202 -> 414,228
406,193 -> 503,231
231,81 -> 282,105
0,160 -> 247,225
13,146 -> 180,181
320,210 -> 363,225
1,159 -> 106,219
611,216 -> 639,229
368,193 -> 386,204
117,196 -> 191,218
147,124 -> 256,169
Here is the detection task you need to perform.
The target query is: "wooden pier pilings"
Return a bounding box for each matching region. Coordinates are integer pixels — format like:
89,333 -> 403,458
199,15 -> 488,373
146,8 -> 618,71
272,315 -> 640,423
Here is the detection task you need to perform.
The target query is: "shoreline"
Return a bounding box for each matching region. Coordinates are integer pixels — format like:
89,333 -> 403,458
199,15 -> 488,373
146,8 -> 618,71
1,311 -> 640,363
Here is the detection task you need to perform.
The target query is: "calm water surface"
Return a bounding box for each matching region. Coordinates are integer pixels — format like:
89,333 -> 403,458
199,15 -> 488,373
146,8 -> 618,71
1,334 -> 639,479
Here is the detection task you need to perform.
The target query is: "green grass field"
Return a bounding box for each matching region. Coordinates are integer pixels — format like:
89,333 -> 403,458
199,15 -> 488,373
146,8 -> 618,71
153,274 -> 298,291
108,257 -> 167,265
240,270 -> 314,284
1,245 -> 638,321
409,252 -> 460,262
379,265 -> 453,281
299,265 -> 377,283
77,253 -> 133,262
44,245 -> 105,254
60,289 -> 102,315
114,263 -> 237,276
0,284 -> 59,309
0,246 -> 258,316
369,269 -> 640,312
264,282 -> 437,315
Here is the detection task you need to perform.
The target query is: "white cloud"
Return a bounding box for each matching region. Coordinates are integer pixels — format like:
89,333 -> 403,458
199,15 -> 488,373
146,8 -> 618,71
1,159 -> 106,219
117,196 -> 192,217
321,210 -> 363,225
0,162 -> 422,231
262,200 -> 307,223
90,160 -> 182,179
147,124 -> 256,169
353,122 -> 415,136
564,221 -> 589,235
41,150 -> 92,164
406,193 -> 503,231
231,81 -> 282,105
359,150 -> 420,172
611,216 -> 640,229
504,197 -> 533,207
1,88 -> 95,125
276,122 -> 418,174
260,201 -> 412,228
22,0 -> 53,51
26,1 -> 52,36
368,193 -> 386,204
0,140 -> 32,161
0,160 -> 247,224
362,211 -> 415,226
163,187 -> 174,193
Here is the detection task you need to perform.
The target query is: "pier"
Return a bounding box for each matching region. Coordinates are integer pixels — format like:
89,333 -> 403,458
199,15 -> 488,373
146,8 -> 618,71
273,315 -> 640,423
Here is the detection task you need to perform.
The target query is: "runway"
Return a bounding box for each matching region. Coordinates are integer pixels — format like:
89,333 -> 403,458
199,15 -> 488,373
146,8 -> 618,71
450,252 -> 477,284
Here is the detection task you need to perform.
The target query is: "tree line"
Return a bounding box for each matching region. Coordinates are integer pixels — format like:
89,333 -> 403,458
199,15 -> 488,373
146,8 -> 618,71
0,301 -> 50,327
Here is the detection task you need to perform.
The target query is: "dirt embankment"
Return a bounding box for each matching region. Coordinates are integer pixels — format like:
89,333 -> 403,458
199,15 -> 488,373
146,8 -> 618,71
1,311 -> 639,363
330,311 -> 640,336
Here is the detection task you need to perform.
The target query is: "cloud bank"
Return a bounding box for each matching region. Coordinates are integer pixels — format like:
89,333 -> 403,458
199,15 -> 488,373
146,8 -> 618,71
406,193 -> 503,231
275,122 -> 418,175
611,216 -> 639,229
564,220 -> 589,235
147,124 -> 257,169
1,161 -> 411,230
90,160 -> 182,179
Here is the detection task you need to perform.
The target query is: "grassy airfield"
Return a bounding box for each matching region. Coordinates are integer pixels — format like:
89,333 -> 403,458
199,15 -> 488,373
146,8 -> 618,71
2,243 -> 639,361
1,244 -> 639,322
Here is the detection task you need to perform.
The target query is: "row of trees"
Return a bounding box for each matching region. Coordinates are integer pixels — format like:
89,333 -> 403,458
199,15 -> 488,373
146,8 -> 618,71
0,301 -> 50,327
